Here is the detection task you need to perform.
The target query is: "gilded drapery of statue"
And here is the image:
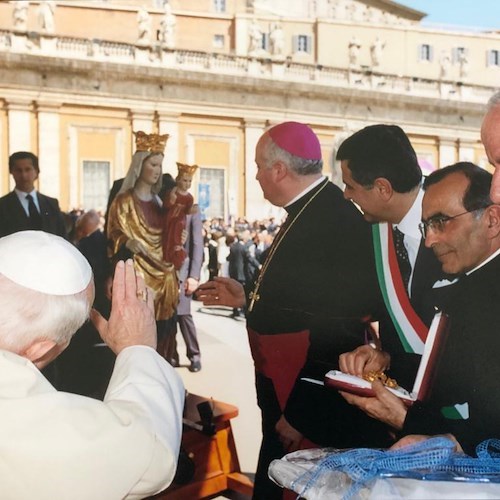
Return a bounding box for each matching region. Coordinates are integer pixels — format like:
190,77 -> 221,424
108,189 -> 178,320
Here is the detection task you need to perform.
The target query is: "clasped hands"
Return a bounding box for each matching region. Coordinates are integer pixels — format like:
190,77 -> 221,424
339,345 -> 407,430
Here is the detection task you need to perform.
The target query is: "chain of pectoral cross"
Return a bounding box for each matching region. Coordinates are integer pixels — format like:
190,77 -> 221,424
248,179 -> 329,312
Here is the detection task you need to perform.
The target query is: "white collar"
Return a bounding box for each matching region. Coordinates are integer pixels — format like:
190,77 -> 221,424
393,187 -> 423,240
14,188 -> 37,197
285,176 -> 326,207
466,247 -> 500,275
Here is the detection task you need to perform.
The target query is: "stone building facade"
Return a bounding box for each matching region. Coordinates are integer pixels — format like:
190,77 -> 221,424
0,0 -> 498,220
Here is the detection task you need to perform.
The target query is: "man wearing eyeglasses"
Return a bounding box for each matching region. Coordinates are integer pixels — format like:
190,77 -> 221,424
341,162 -> 500,455
337,125 -> 453,390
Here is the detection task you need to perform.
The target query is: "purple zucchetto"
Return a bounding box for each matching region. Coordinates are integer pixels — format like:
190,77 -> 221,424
267,121 -> 322,161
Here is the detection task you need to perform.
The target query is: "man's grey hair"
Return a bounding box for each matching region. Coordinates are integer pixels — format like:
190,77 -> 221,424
265,135 -> 323,176
486,90 -> 500,111
0,275 -> 94,352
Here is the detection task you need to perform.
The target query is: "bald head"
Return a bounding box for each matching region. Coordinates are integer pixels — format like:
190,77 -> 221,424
481,92 -> 500,203
75,209 -> 101,242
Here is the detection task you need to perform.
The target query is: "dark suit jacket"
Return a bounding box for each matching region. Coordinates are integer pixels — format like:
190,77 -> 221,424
228,241 -> 246,283
403,254 -> 500,455
0,191 -> 66,238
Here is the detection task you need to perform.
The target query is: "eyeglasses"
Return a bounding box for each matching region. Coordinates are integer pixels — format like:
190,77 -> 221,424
419,207 -> 489,239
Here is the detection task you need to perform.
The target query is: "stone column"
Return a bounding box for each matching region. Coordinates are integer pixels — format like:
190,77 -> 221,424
7,100 -> 32,153
158,111 -> 180,177
243,120 -> 267,220
37,102 -> 61,198
234,15 -> 249,57
438,138 -> 457,169
458,140 -> 475,163
130,110 -> 154,134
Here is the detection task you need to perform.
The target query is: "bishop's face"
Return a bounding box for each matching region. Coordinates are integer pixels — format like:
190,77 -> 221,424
139,154 -> 163,186
255,134 -> 279,205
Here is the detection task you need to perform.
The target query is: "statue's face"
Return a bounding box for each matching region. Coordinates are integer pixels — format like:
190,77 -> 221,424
139,154 -> 163,186
177,173 -> 192,192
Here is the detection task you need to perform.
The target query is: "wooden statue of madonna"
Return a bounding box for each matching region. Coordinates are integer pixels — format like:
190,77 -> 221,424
107,131 -> 179,330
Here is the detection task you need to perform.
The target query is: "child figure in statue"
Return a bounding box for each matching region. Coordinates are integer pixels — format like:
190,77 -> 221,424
163,162 -> 199,270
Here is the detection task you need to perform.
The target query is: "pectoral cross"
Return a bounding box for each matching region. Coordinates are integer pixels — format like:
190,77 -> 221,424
248,290 -> 260,312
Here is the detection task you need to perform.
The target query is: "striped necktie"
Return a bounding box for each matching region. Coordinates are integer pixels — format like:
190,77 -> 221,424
392,226 -> 411,293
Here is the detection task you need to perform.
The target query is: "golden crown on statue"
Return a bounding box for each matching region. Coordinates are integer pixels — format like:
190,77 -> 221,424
134,131 -> 169,154
176,162 -> 199,177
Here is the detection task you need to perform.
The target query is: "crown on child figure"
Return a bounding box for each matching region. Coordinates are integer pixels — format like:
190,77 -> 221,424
176,162 -> 198,177
134,131 -> 169,154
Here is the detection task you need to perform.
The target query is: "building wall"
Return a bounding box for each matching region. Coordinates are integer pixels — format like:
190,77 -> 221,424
0,0 -> 497,219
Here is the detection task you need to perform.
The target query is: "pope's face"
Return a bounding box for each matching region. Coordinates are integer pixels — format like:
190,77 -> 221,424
140,154 -> 162,186
422,172 -> 490,275
481,106 -> 500,203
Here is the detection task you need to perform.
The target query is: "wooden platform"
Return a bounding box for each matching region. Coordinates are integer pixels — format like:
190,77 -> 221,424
153,393 -> 253,499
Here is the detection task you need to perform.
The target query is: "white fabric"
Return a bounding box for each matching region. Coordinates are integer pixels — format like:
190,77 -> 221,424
393,187 -> 424,294
0,345 -> 185,500
0,230 -> 92,295
466,247 -> 500,275
269,448 -> 500,499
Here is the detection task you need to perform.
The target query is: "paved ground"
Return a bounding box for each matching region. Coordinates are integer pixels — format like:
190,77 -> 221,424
174,301 -> 261,497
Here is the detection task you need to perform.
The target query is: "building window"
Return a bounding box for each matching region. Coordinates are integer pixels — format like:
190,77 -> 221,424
262,33 -> 270,51
418,44 -> 433,62
198,167 -> 225,220
213,34 -> 224,49
214,0 -> 226,13
487,49 -> 500,67
293,35 -> 312,54
82,160 -> 110,211
452,47 -> 468,64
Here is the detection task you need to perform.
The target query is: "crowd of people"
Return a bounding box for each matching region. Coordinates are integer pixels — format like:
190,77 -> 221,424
0,89 -> 498,499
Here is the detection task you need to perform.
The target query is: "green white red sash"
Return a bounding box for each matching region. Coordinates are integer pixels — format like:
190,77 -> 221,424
372,223 -> 428,354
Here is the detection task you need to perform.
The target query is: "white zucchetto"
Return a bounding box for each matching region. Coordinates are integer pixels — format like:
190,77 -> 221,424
0,231 -> 92,295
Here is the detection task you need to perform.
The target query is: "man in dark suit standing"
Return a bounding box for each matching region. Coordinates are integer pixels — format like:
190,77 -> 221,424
227,231 -> 247,319
336,125 -> 454,388
0,151 -> 66,238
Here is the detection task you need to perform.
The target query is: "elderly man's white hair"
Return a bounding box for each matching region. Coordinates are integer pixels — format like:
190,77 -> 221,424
0,231 -> 94,352
487,90 -> 500,110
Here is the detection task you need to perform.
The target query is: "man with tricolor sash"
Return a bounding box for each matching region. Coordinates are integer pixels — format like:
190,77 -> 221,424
341,162 -> 500,456
337,124 -> 454,389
